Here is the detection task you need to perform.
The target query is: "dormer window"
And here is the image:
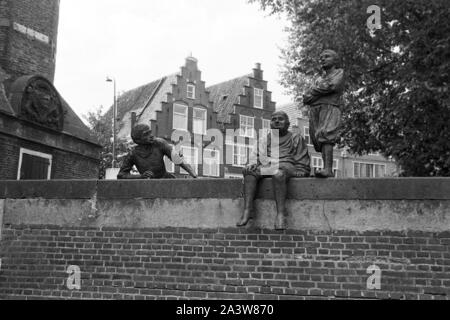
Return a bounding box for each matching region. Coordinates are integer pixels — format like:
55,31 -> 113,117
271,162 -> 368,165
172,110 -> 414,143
254,88 -> 263,109
187,84 -> 195,99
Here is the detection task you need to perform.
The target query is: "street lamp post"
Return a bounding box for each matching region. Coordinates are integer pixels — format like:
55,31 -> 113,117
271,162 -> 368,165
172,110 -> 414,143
106,77 -> 117,168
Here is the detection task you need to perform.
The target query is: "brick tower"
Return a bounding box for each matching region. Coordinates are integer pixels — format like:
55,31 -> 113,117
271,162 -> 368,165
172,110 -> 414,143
0,0 -> 60,88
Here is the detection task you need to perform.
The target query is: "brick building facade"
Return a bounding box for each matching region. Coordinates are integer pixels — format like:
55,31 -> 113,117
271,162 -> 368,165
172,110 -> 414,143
0,0 -> 59,85
113,59 -> 276,179
207,63 -> 276,178
111,57 -> 399,179
114,57 -> 221,178
0,0 -> 101,180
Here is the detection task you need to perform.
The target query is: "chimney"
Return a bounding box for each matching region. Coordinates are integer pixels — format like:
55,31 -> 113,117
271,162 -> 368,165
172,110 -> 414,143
131,112 -> 137,129
253,63 -> 263,80
186,55 -> 198,68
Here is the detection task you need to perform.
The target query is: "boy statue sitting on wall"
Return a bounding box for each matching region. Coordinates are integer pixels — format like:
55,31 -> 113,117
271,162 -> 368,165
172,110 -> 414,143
117,124 -> 197,179
237,111 -> 311,230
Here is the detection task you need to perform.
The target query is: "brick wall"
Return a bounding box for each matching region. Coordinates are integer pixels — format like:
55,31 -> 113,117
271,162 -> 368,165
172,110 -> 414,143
0,135 -> 19,180
0,179 -> 449,300
0,133 -> 99,180
0,226 -> 449,300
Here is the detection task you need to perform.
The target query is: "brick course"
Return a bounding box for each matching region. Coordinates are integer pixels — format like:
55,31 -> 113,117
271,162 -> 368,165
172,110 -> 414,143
1,226 -> 449,300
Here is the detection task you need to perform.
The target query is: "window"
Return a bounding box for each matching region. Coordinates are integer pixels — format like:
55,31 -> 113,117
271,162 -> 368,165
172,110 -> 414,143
240,115 -> 255,138
233,144 -> 254,167
203,149 -> 220,177
312,157 -> 323,172
301,109 -> 309,118
180,146 -> 198,175
262,119 -> 271,135
164,156 -> 174,173
312,157 -> 339,175
17,148 -> 52,180
187,84 -> 195,99
173,104 -> 188,131
333,159 -> 339,176
353,162 -> 386,178
193,107 -> 207,135
304,127 -> 312,146
254,88 -> 263,108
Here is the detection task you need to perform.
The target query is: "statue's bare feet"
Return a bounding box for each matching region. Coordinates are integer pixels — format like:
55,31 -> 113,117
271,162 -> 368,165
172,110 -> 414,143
236,210 -> 253,227
314,169 -> 334,178
274,213 -> 287,230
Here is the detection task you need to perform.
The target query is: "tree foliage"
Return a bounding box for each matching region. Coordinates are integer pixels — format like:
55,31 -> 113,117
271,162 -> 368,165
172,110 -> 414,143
83,106 -> 130,179
250,0 -> 450,176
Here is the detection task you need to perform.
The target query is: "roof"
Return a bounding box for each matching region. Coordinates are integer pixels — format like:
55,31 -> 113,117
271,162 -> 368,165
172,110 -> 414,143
0,68 -> 14,115
60,96 -> 100,145
277,102 -> 302,124
207,75 -> 250,123
109,73 -> 179,140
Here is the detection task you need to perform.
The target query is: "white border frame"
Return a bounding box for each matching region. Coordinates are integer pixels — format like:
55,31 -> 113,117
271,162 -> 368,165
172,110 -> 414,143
17,148 -> 52,180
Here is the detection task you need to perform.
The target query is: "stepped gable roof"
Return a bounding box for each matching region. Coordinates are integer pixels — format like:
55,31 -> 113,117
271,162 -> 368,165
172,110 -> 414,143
109,73 -> 179,123
207,74 -> 250,123
137,73 -> 178,124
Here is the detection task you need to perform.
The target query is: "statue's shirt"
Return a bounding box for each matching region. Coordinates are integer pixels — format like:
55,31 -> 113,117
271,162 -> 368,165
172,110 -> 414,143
252,131 -> 311,174
304,68 -> 345,107
118,138 -> 172,178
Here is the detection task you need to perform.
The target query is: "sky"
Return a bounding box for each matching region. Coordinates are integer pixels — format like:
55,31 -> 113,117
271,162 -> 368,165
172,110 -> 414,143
54,0 -> 291,122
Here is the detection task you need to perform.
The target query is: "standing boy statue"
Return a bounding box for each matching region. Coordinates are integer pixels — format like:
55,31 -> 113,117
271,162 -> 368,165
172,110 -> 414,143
237,111 -> 311,230
303,49 -> 345,178
117,124 -> 197,179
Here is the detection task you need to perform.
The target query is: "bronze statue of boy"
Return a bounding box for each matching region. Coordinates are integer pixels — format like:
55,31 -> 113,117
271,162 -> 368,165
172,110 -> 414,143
303,49 -> 345,178
117,124 -> 197,179
237,111 -> 311,230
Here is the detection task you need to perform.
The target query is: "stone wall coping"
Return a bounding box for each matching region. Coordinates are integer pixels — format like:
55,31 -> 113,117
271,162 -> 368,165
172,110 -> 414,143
0,178 -> 449,200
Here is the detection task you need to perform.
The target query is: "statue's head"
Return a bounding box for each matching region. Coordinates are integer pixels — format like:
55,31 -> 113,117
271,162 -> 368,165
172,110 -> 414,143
320,49 -> 339,70
131,124 -> 154,145
271,111 -> 290,135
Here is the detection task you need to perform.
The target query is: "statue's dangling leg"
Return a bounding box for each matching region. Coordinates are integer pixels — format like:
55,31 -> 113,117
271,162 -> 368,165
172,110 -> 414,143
315,144 -> 334,178
272,170 -> 288,230
237,175 -> 258,227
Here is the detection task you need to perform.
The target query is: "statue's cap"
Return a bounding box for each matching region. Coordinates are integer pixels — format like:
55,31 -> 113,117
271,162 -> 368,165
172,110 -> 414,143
321,49 -> 339,59
272,110 -> 290,122
131,124 -> 151,142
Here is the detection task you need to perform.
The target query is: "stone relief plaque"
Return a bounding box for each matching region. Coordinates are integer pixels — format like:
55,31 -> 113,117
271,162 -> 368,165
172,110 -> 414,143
9,75 -> 64,131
